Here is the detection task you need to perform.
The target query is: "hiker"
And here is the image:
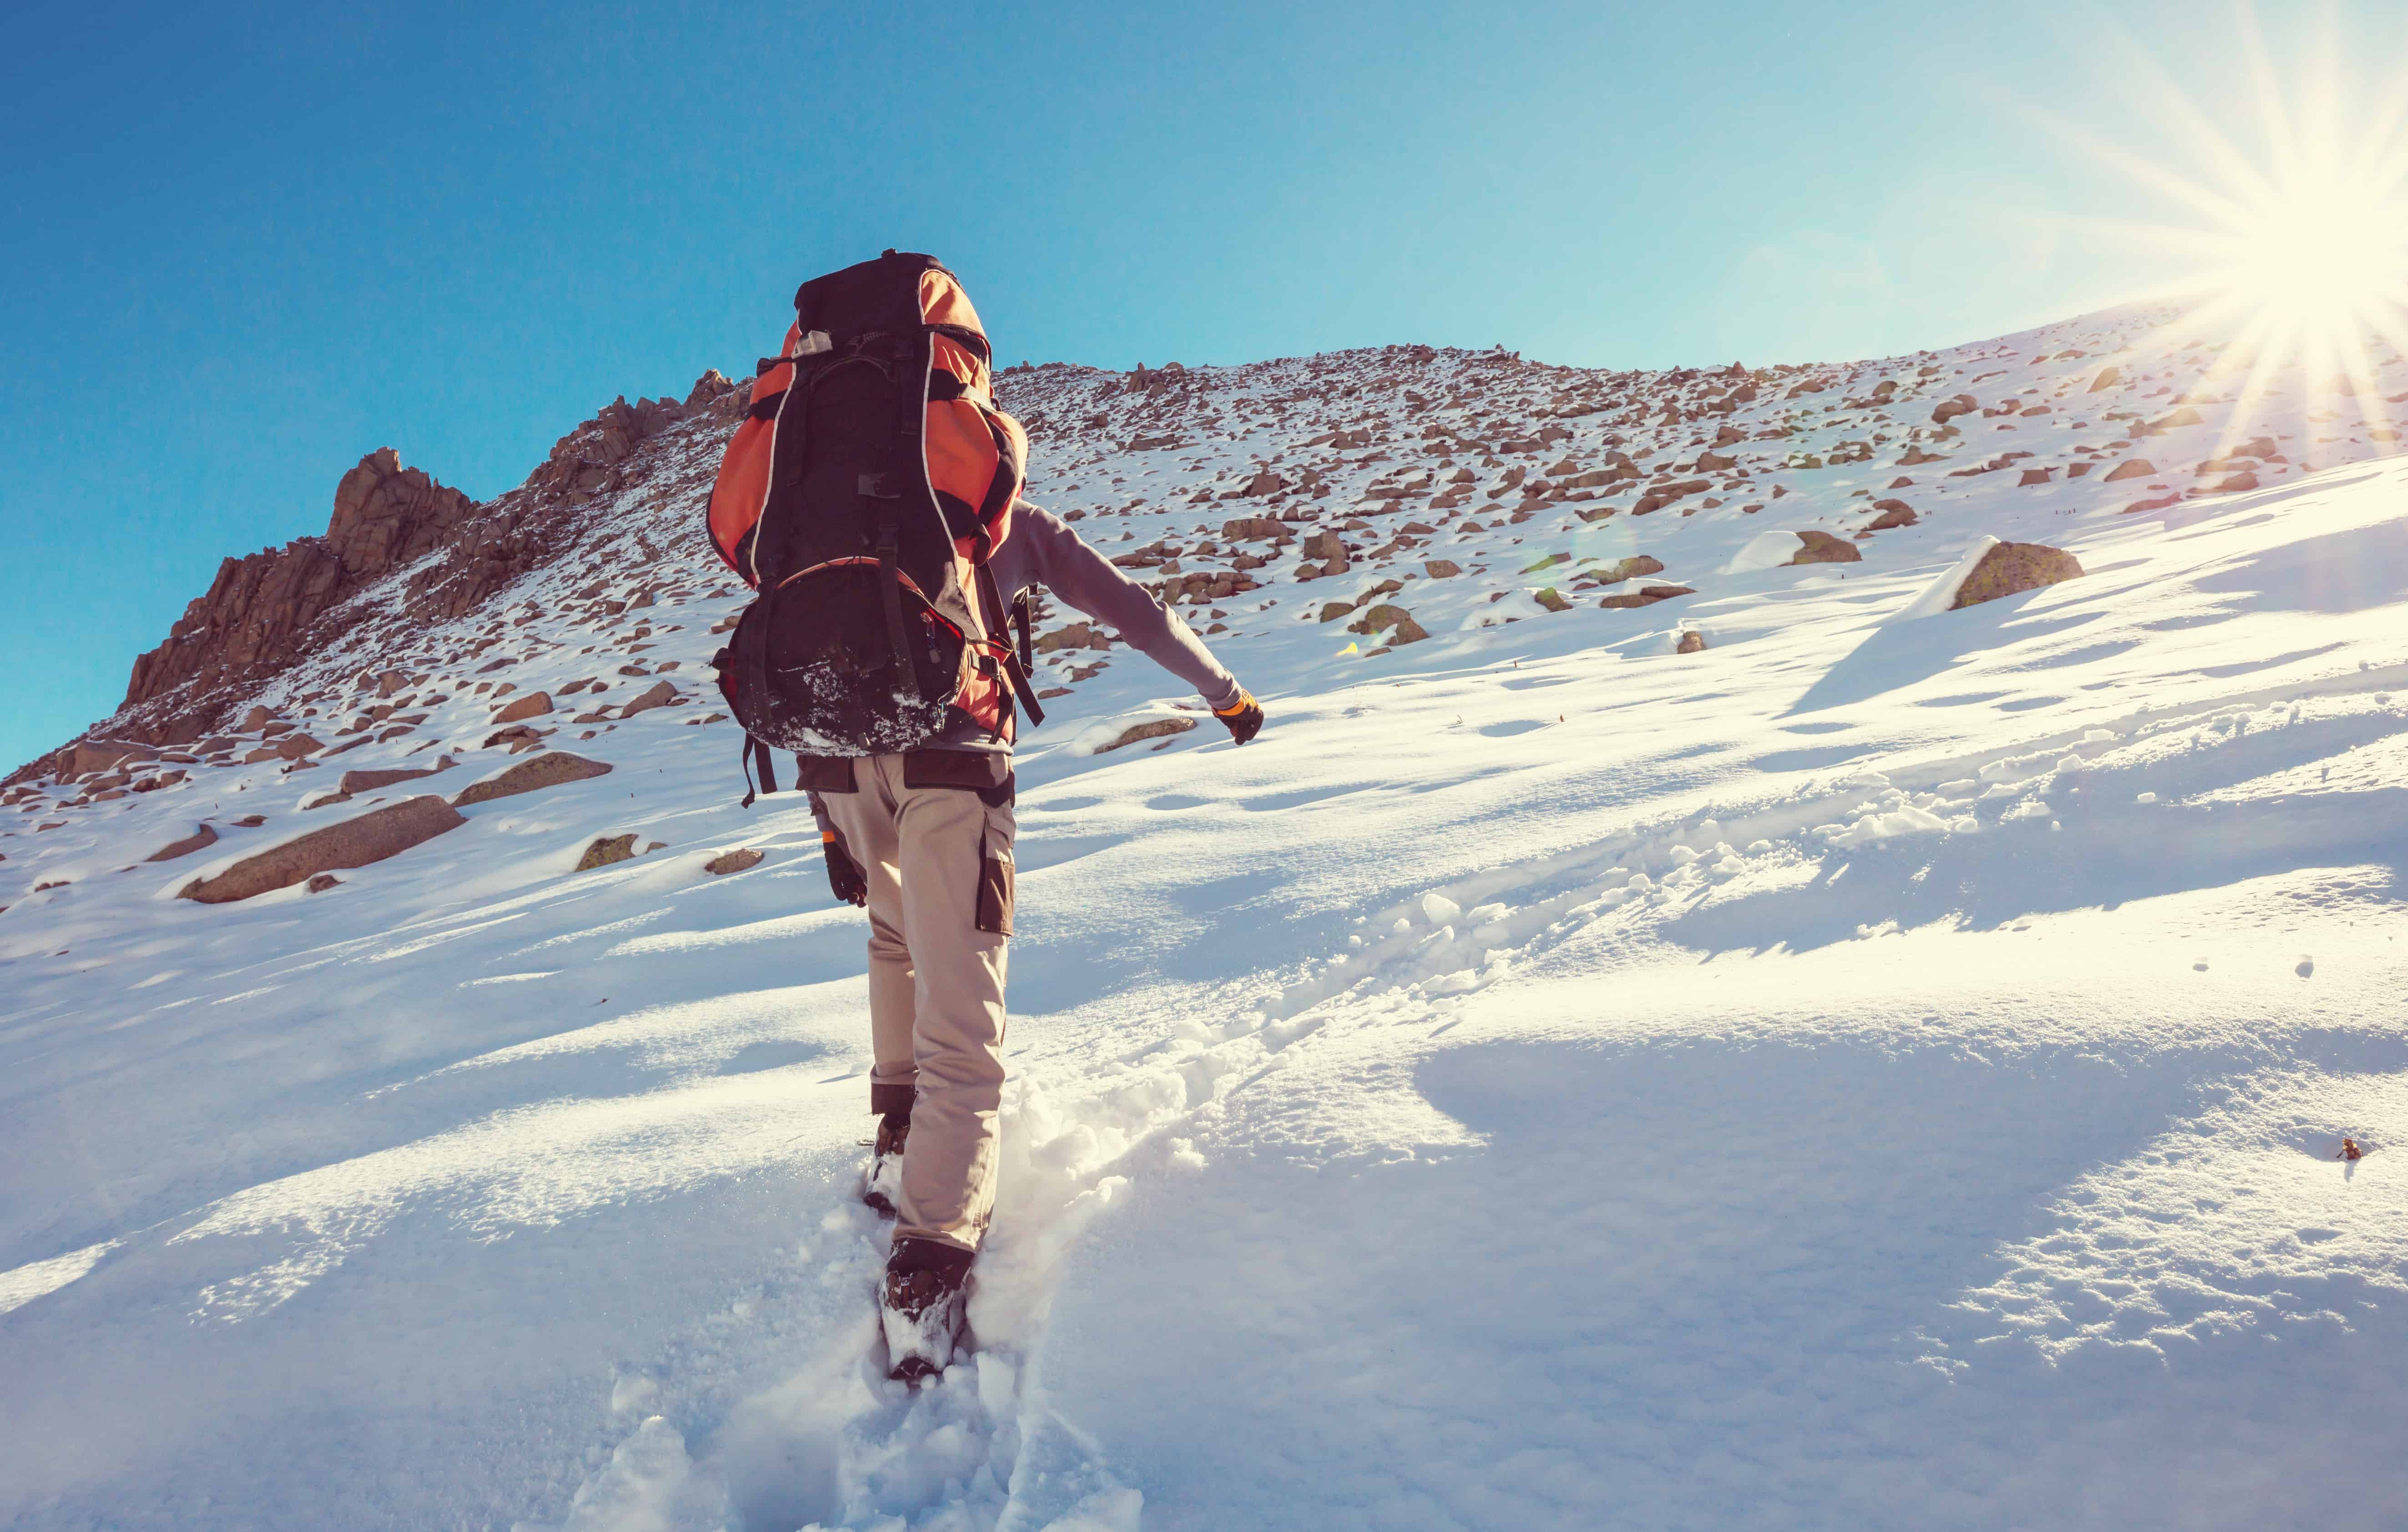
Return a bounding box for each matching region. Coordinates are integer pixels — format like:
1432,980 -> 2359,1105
704,251 -> 1262,1380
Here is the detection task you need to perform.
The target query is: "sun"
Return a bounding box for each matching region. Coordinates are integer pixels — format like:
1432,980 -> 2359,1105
2030,9 -> 2408,449
2218,175 -> 2408,336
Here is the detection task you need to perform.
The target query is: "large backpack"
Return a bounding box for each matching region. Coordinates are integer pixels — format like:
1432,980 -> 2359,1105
705,251 -> 1044,794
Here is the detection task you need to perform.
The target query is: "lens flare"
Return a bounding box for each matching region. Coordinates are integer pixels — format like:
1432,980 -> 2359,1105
2027,7 -> 2408,455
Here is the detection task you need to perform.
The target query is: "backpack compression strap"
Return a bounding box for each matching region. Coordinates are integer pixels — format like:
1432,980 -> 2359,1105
974,564 -> 1046,730
739,736 -> 781,809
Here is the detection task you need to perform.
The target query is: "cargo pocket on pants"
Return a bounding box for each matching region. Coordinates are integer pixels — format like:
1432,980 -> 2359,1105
975,837 -> 1014,936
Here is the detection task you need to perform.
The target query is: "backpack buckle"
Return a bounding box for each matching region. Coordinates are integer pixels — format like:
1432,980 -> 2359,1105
798,329 -> 833,355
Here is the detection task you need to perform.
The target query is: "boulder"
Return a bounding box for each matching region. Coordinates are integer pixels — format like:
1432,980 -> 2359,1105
2102,458 -> 2156,482
1594,555 -> 1668,583
1676,631 -> 1708,654
492,691 -> 554,723
705,848 -> 765,875
63,739 -> 154,777
305,874 -> 342,894
576,834 -> 640,871
1095,716 -> 1197,753
1220,516 -> 1287,543
177,795 -> 465,903
618,680 -> 679,718
339,756 -> 456,795
146,823 -> 221,862
1532,588 -> 1572,612
1931,394 -> 1978,425
1790,531 -> 1862,565
1950,541 -> 2084,610
1318,601 -> 1359,622
1348,603 -> 1415,635
450,750 -> 614,807
1424,559 -> 1462,578
1599,585 -> 1697,609
1864,501 -> 1918,530
2087,366 -> 2121,391
1035,622 -> 1098,654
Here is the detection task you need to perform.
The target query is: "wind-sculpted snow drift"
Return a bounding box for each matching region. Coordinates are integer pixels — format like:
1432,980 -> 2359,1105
3,304 -> 2407,1530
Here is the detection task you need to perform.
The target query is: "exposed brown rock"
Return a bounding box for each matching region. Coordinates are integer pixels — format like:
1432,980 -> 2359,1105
1035,622 -> 1099,654
1676,631 -> 1708,654
305,874 -> 342,894
451,750 -> 614,806
1790,531 -> 1862,565
492,691 -> 554,723
339,757 -> 456,795
575,834 -> 640,871
177,795 -> 465,903
2102,459 -> 2157,482
618,681 -> 679,718
146,823 -> 221,862
1093,717 -> 1196,752
1592,555 -> 1668,584
1950,542 -> 2084,609
705,848 -> 765,875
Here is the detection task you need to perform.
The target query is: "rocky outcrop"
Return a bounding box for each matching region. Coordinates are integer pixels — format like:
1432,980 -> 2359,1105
176,795 -> 465,903
122,449 -> 477,720
523,392 -> 708,501
11,369 -> 746,785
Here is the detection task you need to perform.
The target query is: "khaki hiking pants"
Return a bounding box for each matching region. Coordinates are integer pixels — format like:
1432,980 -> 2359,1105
807,751 -> 1016,1254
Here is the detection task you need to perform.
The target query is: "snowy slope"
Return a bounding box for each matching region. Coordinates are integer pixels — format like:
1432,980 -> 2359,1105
3,304 -> 2408,1531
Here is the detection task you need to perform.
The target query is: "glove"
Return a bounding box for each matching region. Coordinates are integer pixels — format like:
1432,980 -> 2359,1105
824,831 -> 868,907
1213,687 -> 1264,745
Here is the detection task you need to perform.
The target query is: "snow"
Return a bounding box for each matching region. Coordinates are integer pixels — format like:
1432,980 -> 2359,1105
4,303 -> 2408,1529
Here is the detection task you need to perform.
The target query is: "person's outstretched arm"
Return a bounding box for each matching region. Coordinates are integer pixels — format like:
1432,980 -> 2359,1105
1004,505 -> 1263,742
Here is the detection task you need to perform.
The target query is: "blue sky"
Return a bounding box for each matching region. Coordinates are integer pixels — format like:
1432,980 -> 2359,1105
1,0 -> 2398,770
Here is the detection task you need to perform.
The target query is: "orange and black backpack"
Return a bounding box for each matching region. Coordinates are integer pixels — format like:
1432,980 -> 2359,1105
705,251 -> 1044,796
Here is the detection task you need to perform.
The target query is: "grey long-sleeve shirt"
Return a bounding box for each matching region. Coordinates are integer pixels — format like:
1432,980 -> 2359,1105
925,502 -> 1244,757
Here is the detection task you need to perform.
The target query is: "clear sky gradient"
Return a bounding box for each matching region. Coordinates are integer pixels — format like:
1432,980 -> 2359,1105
2,1 -> 2398,770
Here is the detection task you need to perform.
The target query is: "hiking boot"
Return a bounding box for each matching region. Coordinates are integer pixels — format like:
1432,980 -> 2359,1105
882,1237 -> 973,1383
860,1112 -> 908,1216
